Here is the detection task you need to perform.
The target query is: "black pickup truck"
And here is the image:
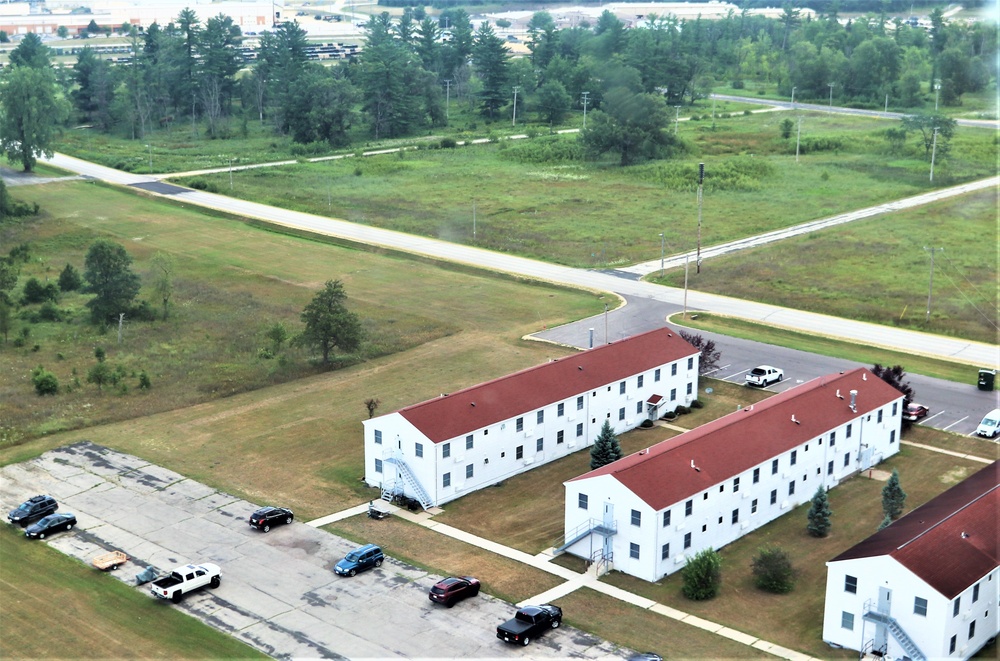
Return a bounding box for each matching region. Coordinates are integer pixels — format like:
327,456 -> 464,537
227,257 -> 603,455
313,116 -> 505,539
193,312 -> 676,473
496,604 -> 562,646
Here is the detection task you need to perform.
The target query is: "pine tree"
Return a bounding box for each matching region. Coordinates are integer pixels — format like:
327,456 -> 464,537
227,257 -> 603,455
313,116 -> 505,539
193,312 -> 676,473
882,469 -> 907,520
806,486 -> 832,537
589,419 -> 622,469
877,514 -> 893,531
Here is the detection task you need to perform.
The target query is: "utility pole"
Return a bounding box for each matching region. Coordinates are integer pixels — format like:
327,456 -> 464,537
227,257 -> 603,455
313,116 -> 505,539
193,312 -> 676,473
929,127 -> 939,181
884,93 -> 889,114
923,246 -> 944,322
581,91 -> 590,129
512,86 -> 520,127
696,162 -> 704,273
790,86 -> 796,108
828,82 -> 835,108
934,79 -> 941,111
683,253 -> 690,318
795,116 -> 802,163
674,106 -> 681,134
117,313 -> 125,344
659,232 -> 665,278
444,79 -> 451,120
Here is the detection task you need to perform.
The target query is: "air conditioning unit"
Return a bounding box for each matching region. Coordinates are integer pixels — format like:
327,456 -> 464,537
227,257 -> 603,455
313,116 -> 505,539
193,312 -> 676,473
675,555 -> 685,564
524,458 -> 534,465
741,491 -> 749,499
675,523 -> 685,531
781,500 -> 789,510
567,415 -> 575,422
454,455 -> 464,463
525,429 -> 534,437
567,443 -> 576,449
741,521 -> 749,530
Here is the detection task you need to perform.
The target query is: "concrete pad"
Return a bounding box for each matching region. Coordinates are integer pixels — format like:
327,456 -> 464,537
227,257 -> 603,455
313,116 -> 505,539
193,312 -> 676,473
680,613 -> 723,633
717,626 -> 760,645
648,602 -> 688,620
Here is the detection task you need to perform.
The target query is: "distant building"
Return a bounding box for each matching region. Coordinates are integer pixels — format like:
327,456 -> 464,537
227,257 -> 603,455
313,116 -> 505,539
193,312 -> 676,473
562,368 -> 903,581
363,327 -> 700,509
823,461 -> 999,661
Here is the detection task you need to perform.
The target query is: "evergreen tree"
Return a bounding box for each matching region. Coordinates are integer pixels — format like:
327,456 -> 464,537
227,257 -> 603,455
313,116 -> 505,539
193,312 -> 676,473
877,514 -> 893,531
471,22 -> 511,120
590,419 -> 622,469
682,548 -> 722,600
882,468 -> 906,520
806,486 -> 832,537
58,263 -> 82,292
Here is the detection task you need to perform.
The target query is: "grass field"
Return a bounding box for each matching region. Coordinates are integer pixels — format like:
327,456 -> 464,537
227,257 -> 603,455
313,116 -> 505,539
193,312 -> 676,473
0,524 -> 266,659
658,188 -> 998,345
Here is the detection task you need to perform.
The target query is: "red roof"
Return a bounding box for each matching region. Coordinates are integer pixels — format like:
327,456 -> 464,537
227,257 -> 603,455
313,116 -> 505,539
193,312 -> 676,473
832,461 -> 998,599
568,368 -> 904,510
398,327 -> 699,444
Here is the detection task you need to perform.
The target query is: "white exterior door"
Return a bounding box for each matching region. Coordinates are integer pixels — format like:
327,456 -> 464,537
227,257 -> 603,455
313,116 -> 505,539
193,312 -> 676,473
602,501 -> 614,561
874,586 -> 891,653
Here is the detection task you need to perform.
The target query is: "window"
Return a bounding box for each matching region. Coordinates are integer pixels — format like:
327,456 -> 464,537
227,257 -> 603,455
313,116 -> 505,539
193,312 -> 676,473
619,381 -> 626,394
636,401 -> 643,414
892,402 -> 898,416
516,417 -> 523,432
828,460 -> 834,475
950,636 -> 957,654
683,532 -> 692,549
751,499 -> 758,514
841,612 -> 854,630
465,464 -> 474,479
557,403 -> 564,417
973,583 -> 980,602
629,543 -> 640,560
914,597 -> 928,616
536,438 -> 544,452
516,445 -> 523,460
704,492 -> 709,500
845,575 -> 857,594
671,364 -> 677,376
577,395 -> 584,410
830,431 -> 836,445
789,480 -> 796,496
687,357 -> 694,370
772,459 -> 779,475
374,430 -> 382,445
537,410 -> 544,424
733,477 -> 740,493
770,489 -> 777,505
638,375 -> 644,388
685,500 -> 693,516
954,597 -> 961,617
969,621 -> 976,639
720,484 -> 725,493
442,472 -> 451,488
877,409 -> 883,423
845,424 -> 851,439
687,382 -> 693,395
661,543 -> 670,560
415,442 -> 423,458
442,442 -> 450,459
374,458 -> 383,473
791,450 -> 797,466
805,443 -> 809,451
844,452 -> 850,467
578,493 -> 588,510
631,509 -> 641,527
466,435 -> 474,450
663,510 -> 671,527
731,509 -> 739,524
619,407 -> 625,421
655,368 -> 661,382
557,430 -> 564,444
670,388 -> 677,401
576,423 -> 583,437
753,468 -> 760,484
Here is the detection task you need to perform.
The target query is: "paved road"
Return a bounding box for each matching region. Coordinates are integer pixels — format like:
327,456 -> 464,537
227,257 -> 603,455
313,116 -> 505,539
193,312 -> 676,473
36,152 -> 998,369
1,442 -> 631,660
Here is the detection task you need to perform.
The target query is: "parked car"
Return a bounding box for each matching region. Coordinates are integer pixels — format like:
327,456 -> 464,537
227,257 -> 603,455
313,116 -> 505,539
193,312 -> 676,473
150,563 -> 221,603
903,403 -> 930,421
746,365 -> 783,387
429,576 -> 480,607
8,495 -> 58,526
496,604 -> 562,646
25,512 -> 77,539
975,408 -> 1000,438
334,544 -> 384,576
249,506 -> 294,532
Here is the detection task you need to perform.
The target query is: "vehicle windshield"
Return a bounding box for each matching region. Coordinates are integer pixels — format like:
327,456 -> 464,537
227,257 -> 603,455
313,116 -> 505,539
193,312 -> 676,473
36,516 -> 55,525
345,552 -> 360,562
16,503 -> 31,512
984,417 -> 999,427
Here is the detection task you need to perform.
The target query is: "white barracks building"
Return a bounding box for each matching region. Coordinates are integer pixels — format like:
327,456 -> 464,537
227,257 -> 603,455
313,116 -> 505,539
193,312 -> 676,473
363,327 -> 700,508
562,368 -> 904,581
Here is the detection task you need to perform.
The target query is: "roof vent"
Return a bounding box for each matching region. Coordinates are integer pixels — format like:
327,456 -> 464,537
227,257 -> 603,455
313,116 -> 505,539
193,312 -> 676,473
836,389 -> 843,399
470,402 -> 476,407
862,373 -> 867,381
849,389 -> 858,412
791,414 -> 800,425
961,532 -> 970,539
690,459 -> 701,472
578,366 -> 584,371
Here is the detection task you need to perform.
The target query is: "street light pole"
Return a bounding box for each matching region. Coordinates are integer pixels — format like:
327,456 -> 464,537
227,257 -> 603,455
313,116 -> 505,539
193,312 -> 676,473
929,127 -> 939,182
791,86 -> 796,108
696,162 -> 704,274
828,83 -> 834,108
934,79 -> 941,111
674,106 -> 681,134
658,232 -> 664,278
581,91 -> 590,129
924,246 -> 943,322
512,86 -> 520,127
444,79 -> 451,120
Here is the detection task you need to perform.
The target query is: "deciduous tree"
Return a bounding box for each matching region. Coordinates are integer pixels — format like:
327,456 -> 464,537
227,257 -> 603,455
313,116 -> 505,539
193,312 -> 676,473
580,87 -> 675,165
751,546 -> 795,593
678,331 -> 721,374
869,363 -> 915,405
0,66 -> 69,172
298,280 -> 362,365
682,548 -> 722,600
83,240 -> 141,324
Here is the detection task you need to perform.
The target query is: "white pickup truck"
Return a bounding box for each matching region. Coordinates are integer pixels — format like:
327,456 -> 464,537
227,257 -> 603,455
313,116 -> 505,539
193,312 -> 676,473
149,563 -> 221,603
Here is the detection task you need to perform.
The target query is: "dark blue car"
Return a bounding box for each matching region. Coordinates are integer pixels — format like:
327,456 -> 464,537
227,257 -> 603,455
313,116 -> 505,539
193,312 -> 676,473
334,544 -> 383,576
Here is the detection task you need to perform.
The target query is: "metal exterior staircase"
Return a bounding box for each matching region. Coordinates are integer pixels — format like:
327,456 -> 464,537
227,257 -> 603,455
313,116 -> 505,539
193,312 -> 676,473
555,518 -> 618,553
381,453 -> 433,510
862,608 -> 926,661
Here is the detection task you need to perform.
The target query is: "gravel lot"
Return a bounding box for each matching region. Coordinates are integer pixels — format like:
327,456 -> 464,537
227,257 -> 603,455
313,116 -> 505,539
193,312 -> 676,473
1,441 -> 633,660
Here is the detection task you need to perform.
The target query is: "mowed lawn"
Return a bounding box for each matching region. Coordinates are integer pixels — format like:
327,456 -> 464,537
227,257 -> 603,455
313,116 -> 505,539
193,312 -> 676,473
0,525 -> 265,659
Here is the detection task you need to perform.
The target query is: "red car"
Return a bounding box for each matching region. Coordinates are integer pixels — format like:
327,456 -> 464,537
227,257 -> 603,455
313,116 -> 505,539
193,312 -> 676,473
904,403 -> 929,421
428,576 -> 480,607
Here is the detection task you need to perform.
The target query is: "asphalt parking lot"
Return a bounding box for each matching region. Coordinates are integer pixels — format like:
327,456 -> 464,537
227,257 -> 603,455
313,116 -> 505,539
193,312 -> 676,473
1,441 -> 632,660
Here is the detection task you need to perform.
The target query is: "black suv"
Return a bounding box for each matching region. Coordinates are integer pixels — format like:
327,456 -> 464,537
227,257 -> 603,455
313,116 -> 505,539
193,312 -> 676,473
249,506 -> 294,532
8,495 -> 58,526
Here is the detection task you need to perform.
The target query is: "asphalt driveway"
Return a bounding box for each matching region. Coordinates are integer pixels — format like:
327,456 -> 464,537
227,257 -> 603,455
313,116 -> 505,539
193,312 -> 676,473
1,442 -> 631,660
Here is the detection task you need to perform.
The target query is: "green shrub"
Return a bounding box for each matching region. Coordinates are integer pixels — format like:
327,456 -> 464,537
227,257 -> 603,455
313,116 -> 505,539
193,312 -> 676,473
751,546 -> 795,593
36,302 -> 63,322
640,419 -> 654,428
32,366 -> 59,396
138,370 -> 152,389
675,405 -> 691,415
440,137 -> 457,149
690,399 -> 703,409
682,548 -> 722,600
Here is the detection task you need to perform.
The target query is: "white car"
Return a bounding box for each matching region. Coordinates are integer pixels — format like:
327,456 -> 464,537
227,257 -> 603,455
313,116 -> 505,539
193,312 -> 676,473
746,365 -> 784,387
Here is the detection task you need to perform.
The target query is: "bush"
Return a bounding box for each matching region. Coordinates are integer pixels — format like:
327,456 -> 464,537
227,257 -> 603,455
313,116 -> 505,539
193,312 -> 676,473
690,399 -> 703,409
58,264 -> 82,292
675,405 -> 691,415
640,419 -> 654,428
731,80 -> 744,89
36,302 -> 63,322
751,546 -> 795,593
22,277 -> 59,305
138,370 -> 151,389
31,366 -> 59,396
682,548 -> 722,600
743,109 -> 752,115
439,137 -> 457,149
